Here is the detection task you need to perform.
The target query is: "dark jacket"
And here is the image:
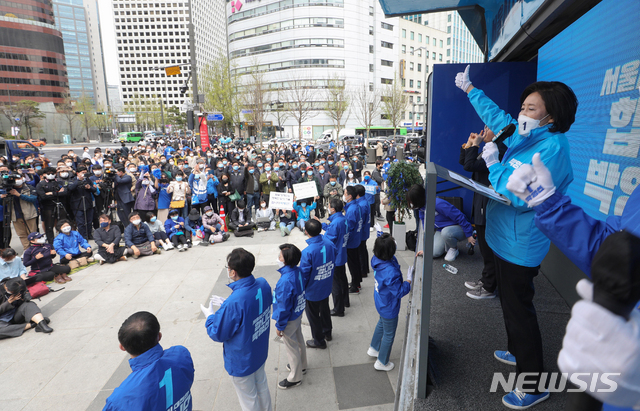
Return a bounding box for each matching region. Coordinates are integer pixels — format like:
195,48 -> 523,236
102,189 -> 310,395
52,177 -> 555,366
36,178 -> 63,208
94,225 -> 122,248
230,207 -> 251,226
244,169 -> 259,195
114,173 -> 134,204
69,176 -> 97,211
23,243 -> 56,271
229,171 -> 245,195
124,223 -> 154,247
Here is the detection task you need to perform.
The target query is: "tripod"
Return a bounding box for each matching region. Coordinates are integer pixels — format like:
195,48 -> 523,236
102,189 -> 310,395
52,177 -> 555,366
2,194 -> 13,248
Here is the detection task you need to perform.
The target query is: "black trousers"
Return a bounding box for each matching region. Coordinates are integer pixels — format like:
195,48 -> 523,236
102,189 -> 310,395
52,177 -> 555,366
305,297 -> 332,344
374,194 -> 382,218
98,245 -> 126,264
476,225 -> 497,293
358,240 -> 370,276
116,200 -> 133,228
171,234 -> 188,246
74,207 -> 94,240
314,197 -> 325,218
346,247 -> 362,288
41,206 -> 66,245
386,211 -> 395,237
207,194 -> 218,214
0,301 -> 42,339
370,204 -> 376,228
28,265 -> 70,284
60,251 -> 93,265
494,253 -> 545,393
331,265 -> 349,314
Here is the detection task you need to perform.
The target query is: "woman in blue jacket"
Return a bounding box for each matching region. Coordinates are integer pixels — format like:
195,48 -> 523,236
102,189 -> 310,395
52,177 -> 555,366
361,171 -> 379,229
273,244 -> 307,390
456,65 -> 578,409
368,233 -> 411,372
53,219 -> 93,265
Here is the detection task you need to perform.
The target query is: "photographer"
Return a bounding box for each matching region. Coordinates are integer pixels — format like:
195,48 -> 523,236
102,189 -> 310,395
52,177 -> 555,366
69,165 -> 97,240
36,167 -> 66,244
113,165 -> 135,227
0,276 -> 53,339
90,164 -> 109,230
1,171 -> 38,250
55,162 -> 74,218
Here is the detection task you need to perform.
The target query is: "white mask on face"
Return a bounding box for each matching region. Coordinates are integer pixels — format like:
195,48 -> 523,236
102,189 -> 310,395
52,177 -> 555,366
46,174 -> 56,180
206,211 -> 213,217
277,259 -> 285,269
36,237 -> 46,244
517,114 -> 549,136
60,172 -> 69,178
132,219 -> 141,225
61,226 -> 71,233
15,179 -> 24,186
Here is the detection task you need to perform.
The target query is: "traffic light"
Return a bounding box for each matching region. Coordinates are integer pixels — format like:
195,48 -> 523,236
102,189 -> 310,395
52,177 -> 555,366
96,112 -> 106,115
75,111 -> 84,115
239,123 -> 243,129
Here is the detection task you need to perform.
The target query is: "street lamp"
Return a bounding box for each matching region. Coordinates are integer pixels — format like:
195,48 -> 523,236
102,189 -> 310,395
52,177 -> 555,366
411,46 -> 429,136
152,66 -> 169,136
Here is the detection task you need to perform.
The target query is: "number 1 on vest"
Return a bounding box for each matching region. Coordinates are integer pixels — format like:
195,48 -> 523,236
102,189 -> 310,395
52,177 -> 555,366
256,288 -> 263,314
321,246 -> 326,264
159,368 -> 173,409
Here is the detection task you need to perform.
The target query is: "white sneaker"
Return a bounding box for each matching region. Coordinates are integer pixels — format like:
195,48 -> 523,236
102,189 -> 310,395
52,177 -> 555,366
177,244 -> 183,251
94,253 -> 105,262
367,347 -> 379,358
167,243 -> 175,250
370,227 -> 374,232
257,227 -> 265,232
210,237 -> 216,244
162,242 -> 170,251
374,360 -> 395,371
444,248 -> 459,262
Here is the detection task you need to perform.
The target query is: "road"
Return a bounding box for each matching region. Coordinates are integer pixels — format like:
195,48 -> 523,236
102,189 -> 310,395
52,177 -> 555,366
40,142 -> 129,161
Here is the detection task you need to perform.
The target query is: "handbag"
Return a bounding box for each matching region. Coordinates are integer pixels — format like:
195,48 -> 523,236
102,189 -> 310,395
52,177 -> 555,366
170,199 -> 185,209
228,190 -> 242,202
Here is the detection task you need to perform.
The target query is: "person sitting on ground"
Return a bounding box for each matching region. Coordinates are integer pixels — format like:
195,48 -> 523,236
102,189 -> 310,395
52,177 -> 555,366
22,233 -> 71,283
293,197 -> 316,232
144,211 -> 174,251
93,214 -> 128,264
277,209 -> 296,237
201,205 -> 229,244
256,198 -> 276,232
368,233 -> 412,372
1,247 -> 53,286
0,277 -> 53,339
228,200 -> 255,237
104,311 -> 194,411
186,208 -> 204,245
124,212 -> 159,259
164,209 -> 189,251
53,219 -> 93,266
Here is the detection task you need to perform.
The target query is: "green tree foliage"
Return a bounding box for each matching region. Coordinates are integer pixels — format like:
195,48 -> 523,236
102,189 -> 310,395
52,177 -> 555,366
200,55 -> 241,134
385,162 -> 423,223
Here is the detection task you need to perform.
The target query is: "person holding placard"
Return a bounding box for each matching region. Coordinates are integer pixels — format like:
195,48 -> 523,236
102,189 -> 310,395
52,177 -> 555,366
361,171 -> 379,230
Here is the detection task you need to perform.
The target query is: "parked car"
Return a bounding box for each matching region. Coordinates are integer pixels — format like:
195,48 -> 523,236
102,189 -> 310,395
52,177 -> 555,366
0,138 -> 40,164
25,139 -> 46,147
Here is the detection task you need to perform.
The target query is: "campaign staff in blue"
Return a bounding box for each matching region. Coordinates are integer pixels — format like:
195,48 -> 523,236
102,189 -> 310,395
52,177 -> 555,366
355,185 -> 371,278
104,312 -> 195,411
344,186 -> 363,294
456,65 -> 578,409
321,198 -> 350,316
203,248 -> 273,411
300,219 -> 337,349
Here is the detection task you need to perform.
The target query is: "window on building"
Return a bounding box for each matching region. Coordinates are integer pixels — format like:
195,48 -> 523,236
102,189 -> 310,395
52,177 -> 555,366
369,6 -> 374,16
381,78 -> 393,85
402,79 -> 406,86
369,26 -> 373,35
381,60 -> 393,67
417,63 -> 421,72
432,52 -> 436,59
409,79 -> 414,87
381,41 -> 393,49
410,46 -> 414,54
439,54 -> 443,61
410,31 -> 414,40
448,14 -> 452,22
446,49 -> 450,57
439,40 -> 443,48
369,64 -> 374,72
369,45 -> 374,53
433,38 -> 436,46
447,26 -> 451,33
409,96 -> 413,103
381,22 -> 393,30
417,49 -> 422,57
417,80 -> 421,88
402,29 -> 406,38
409,112 -> 413,120
418,34 -> 422,42
369,82 -> 374,91
409,62 -> 414,71
447,37 -> 451,45
402,45 -> 406,54
425,36 -> 429,44
417,96 -> 421,102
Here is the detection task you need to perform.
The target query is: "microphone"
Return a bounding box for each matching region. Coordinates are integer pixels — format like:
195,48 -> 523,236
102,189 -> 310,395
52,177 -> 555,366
476,123 -> 516,160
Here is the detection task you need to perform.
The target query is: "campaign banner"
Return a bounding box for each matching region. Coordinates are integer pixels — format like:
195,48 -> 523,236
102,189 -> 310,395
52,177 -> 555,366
364,185 -> 378,195
199,117 -> 209,150
269,192 -> 294,211
293,181 -> 318,199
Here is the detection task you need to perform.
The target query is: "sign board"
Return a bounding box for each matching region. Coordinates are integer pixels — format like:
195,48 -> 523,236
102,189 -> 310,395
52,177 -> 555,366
364,185 -> 378,195
207,114 -> 224,121
292,181 -> 318,199
165,66 -> 181,76
241,109 -> 253,114
199,117 -> 209,150
268,192 -> 294,210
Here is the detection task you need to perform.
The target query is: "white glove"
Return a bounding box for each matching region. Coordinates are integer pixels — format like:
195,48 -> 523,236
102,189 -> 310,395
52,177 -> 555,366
558,279 -> 640,409
481,142 -> 499,167
455,65 -> 472,92
210,295 -> 226,306
407,265 -> 414,282
506,153 -> 556,207
200,300 -> 215,318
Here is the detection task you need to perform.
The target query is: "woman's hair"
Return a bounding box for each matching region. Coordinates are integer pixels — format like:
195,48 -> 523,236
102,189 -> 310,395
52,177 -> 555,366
4,277 -> 26,295
279,243 -> 302,267
407,184 -> 426,209
57,219 -> 71,231
1,248 -> 17,259
146,211 -> 156,221
520,81 -> 578,134
373,233 -> 396,261
98,214 -> 110,221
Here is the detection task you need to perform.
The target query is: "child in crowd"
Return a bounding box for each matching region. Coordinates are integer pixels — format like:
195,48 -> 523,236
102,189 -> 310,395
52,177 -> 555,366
293,199 -> 316,232
53,219 -> 94,266
145,212 -> 174,251
277,209 -> 296,237
164,209 -> 189,252
256,198 -> 276,232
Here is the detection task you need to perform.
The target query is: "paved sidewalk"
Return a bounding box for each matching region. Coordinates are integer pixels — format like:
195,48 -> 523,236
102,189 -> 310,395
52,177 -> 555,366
0,219 -> 418,411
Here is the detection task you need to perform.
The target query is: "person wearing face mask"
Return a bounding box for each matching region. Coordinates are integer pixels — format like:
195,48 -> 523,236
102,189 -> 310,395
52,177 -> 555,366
53,219 -> 93,267
343,186 -> 363,294
272,243 -> 307,389
323,175 -> 343,206
285,161 -> 300,193
277,208 -> 296,237
113,165 -> 136,227
455,66 -> 578,408
93,214 -> 129,264
1,168 -> 39,250
201,205 -> 228,243
255,198 -> 276,232
22,233 -> 71,283
292,196 -> 316,232
68,165 -> 98,241
228,200 -> 255,237
258,163 -> 279,208
164,209 -> 189,251
297,168 -> 323,219
133,170 -> 157,216
361,171 -> 379,231
217,172 -> 232,217
143,211 -> 174,251
90,164 -> 109,230
371,160 -> 386,221
36,166 -> 67,244
244,164 -> 261,218
167,171 -> 191,220
0,276 -> 53,338
189,160 -> 208,215
342,168 -> 359,190
320,199 -> 349,317
228,161 -> 246,216
124,212 -> 159,258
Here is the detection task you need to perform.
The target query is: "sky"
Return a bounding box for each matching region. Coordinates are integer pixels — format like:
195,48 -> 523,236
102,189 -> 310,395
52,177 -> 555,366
97,1 -> 119,86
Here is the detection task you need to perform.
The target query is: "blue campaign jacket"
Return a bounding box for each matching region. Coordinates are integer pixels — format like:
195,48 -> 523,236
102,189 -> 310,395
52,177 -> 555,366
293,202 -> 316,222
357,196 -> 370,242
164,216 -> 186,239
104,344 -> 194,411
205,275 -> 272,377
53,231 -> 90,256
300,234 -> 336,302
533,187 -> 640,278
344,200 -> 362,249
434,198 -> 474,238
322,212 -> 348,266
362,178 -> 378,205
272,265 -> 306,331
372,256 -> 411,319
468,88 -> 574,267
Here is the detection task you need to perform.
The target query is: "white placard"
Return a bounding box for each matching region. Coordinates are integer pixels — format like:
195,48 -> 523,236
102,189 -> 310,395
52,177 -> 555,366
269,192 -> 294,210
364,185 -> 378,195
292,181 -> 318,199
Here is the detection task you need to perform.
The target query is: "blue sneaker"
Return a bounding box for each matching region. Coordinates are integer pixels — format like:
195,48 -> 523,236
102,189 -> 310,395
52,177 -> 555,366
494,350 -> 516,366
502,389 -> 549,409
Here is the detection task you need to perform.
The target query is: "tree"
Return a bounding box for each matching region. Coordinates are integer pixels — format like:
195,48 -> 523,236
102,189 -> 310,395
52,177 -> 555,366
325,75 -> 350,137
200,55 -> 241,134
241,59 -> 269,143
285,74 -> 318,142
167,106 -> 187,129
58,96 -> 78,141
269,90 -> 290,139
94,103 -> 111,131
0,100 -> 45,139
75,94 -> 95,141
382,76 -> 408,135
354,83 -> 381,140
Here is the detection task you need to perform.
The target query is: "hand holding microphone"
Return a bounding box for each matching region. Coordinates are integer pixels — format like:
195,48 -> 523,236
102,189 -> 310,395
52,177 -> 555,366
481,142 -> 500,167
506,153 -> 556,207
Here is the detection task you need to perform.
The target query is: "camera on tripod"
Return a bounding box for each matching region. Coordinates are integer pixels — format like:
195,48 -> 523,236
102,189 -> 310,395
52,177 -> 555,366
102,167 -> 116,182
0,171 -> 22,190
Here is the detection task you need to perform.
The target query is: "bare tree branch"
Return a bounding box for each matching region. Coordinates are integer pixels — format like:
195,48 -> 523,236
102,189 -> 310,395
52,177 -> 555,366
354,83 -> 381,139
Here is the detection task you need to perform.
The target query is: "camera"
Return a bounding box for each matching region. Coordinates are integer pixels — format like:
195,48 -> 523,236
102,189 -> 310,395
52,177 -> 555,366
0,171 -> 21,190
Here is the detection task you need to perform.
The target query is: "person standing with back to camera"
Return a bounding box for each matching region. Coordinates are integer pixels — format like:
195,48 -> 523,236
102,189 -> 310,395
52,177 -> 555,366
455,65 -> 578,409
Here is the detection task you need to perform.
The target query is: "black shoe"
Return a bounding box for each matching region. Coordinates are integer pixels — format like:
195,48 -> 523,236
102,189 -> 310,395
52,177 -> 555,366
199,241 -> 209,247
345,302 -> 350,308
325,334 -> 332,342
349,287 -> 360,294
362,273 -> 368,278
30,317 -> 50,328
187,242 -> 192,248
222,233 -> 230,241
286,364 -> 307,375
35,320 -> 54,333
278,378 -> 302,390
306,339 -> 327,349
330,309 -> 344,317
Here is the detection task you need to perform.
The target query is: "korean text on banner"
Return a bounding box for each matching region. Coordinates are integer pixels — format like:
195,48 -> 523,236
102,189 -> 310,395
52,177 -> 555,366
293,181 -> 318,199
269,192 -> 294,210
200,118 -> 210,150
364,185 -> 378,195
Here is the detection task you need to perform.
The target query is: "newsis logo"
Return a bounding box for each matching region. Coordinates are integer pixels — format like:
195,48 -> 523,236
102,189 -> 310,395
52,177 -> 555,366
490,372 -> 620,394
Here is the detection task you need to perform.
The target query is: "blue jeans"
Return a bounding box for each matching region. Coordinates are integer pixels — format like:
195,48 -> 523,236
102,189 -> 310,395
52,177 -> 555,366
280,221 -> 295,234
370,315 -> 399,366
246,192 -> 261,217
433,225 -> 465,258
296,219 -> 307,231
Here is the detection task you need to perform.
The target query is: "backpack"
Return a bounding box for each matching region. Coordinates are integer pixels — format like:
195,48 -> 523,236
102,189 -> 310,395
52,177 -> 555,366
406,230 -> 418,251
27,281 -> 50,299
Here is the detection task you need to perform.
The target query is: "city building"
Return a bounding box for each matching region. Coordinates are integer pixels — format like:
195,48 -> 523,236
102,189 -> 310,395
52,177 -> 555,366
107,84 -> 124,112
52,0 -> 108,108
0,0 -> 70,104
227,0 -> 399,139
111,0 -> 226,110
